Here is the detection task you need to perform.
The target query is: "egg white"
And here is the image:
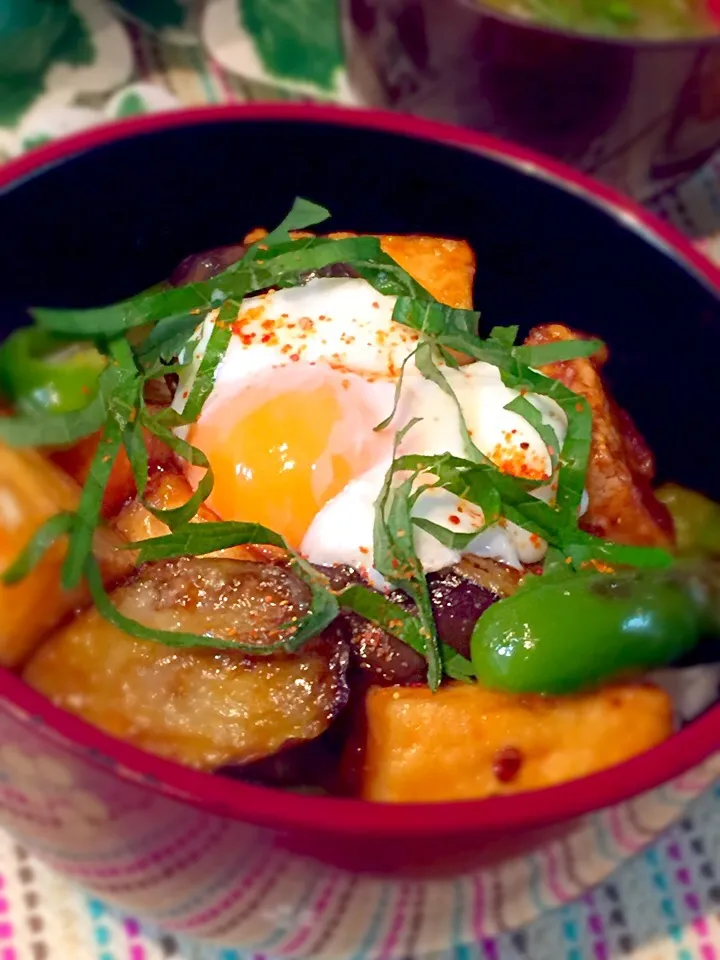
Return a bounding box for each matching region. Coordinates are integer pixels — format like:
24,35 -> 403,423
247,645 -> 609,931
175,277 -> 419,421
302,359 -> 566,581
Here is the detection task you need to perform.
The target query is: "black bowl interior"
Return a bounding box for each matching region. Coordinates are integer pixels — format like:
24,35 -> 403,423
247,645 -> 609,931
0,117 -> 717,498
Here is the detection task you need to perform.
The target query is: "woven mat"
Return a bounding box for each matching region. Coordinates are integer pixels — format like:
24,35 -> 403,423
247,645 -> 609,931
0,2 -> 719,957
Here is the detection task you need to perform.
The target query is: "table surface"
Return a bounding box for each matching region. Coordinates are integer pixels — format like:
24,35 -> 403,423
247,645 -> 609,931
1,2 -> 720,958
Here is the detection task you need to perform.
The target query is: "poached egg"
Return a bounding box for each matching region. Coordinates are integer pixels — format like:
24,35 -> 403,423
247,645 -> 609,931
175,277 -> 567,582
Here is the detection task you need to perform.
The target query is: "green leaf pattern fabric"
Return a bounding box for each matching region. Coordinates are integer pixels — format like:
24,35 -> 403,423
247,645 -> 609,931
0,0 -> 355,161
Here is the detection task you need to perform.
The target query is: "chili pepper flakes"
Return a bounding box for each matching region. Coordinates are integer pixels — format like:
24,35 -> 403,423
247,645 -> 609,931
493,746 -> 523,783
582,558 -> 615,574
489,442 -> 548,481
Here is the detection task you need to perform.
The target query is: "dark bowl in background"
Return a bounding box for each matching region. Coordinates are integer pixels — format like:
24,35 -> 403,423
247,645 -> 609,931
0,105 -> 720,957
344,0 -> 720,201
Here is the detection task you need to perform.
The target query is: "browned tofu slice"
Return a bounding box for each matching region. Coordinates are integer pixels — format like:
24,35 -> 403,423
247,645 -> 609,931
244,228 -> 476,309
0,444 -> 131,667
358,681 -> 673,802
24,557 -> 349,770
524,323 -> 674,548
374,235 -> 475,309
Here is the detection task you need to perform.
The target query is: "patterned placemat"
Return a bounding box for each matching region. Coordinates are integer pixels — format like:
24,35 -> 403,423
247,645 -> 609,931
0,2 -> 719,958
0,782 -> 718,960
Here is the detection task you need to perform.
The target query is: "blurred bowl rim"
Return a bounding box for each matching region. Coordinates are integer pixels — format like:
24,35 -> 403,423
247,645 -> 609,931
1,102 -> 718,839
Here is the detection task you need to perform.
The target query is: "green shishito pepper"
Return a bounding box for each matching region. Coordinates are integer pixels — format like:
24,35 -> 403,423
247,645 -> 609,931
471,565 -> 719,694
656,484 -> 720,556
0,328 -> 105,415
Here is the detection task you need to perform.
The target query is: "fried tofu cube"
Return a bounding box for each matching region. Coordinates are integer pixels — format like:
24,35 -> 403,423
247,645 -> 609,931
0,444 -> 131,667
377,235 -> 475,309
524,323 -> 673,548
359,682 -> 673,802
244,228 -> 476,309
50,418 -> 174,518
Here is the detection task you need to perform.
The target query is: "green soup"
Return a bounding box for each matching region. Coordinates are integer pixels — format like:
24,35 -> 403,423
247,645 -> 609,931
481,0 -> 719,38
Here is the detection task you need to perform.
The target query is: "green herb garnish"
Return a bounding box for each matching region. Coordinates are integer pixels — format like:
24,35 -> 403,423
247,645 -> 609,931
136,313 -> 202,366
62,337 -> 142,589
392,297 -> 480,339
31,236 -> 387,338
431,331 -> 594,529
414,340 -> 486,463
2,512 -> 76,585
0,197 -> 674,688
373,346 -> 418,432
120,520 -> 339,652
246,197 -> 330,255
504,395 -> 561,470
338,583 -> 474,681
372,420 -> 444,689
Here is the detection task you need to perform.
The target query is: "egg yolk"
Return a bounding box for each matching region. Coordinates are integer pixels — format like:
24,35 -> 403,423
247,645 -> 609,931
186,370 -> 391,547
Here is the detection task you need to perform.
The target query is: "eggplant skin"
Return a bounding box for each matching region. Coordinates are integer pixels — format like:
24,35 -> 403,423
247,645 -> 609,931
317,565 -> 427,686
338,610 -> 428,686
428,560 -> 520,660
324,559 -> 520,685
23,558 -> 349,771
170,244 -> 247,286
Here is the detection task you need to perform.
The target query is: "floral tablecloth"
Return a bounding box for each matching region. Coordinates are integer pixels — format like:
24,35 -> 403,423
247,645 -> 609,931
1,2 -> 720,958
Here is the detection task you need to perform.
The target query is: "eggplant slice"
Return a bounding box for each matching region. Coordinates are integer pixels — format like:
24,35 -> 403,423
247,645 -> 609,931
24,557 -> 349,771
323,558 -> 520,685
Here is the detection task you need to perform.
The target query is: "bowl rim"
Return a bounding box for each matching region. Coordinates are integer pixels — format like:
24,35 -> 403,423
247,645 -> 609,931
1,102 -> 719,839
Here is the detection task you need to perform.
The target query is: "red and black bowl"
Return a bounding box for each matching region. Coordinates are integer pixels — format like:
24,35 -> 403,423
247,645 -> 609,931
0,105 -> 719,958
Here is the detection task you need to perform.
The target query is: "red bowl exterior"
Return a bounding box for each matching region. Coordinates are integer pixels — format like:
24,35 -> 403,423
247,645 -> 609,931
344,0 -> 720,200
0,105 -> 719,953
